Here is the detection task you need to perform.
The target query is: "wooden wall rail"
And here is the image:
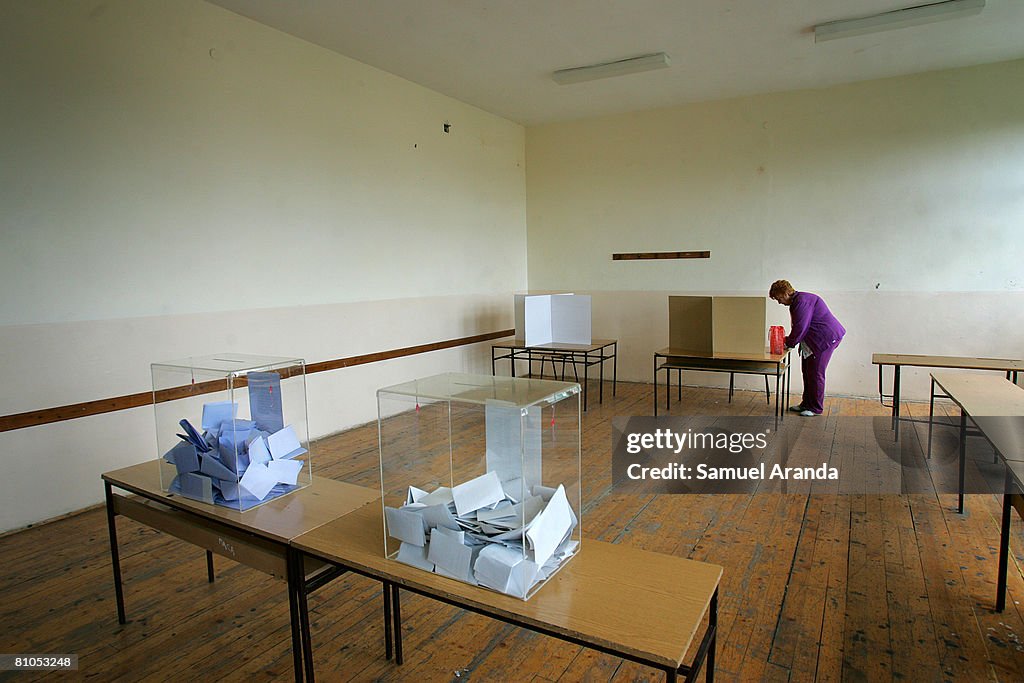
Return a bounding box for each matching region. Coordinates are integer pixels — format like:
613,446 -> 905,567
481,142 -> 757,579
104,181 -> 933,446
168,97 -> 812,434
612,251 -> 710,260
0,329 -> 515,433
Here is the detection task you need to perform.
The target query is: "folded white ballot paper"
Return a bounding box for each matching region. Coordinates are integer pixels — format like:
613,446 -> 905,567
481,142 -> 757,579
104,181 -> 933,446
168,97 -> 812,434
452,471 -> 505,517
474,544 -> 540,598
419,486 -> 454,507
417,503 -> 461,531
406,486 -> 429,505
387,477 -> 577,598
428,526 -> 474,581
396,542 -> 435,571
386,506 -> 427,547
525,484 -> 574,567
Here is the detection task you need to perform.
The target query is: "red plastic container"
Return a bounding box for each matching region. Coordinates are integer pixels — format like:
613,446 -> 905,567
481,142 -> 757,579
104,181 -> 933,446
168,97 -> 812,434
769,326 -> 785,355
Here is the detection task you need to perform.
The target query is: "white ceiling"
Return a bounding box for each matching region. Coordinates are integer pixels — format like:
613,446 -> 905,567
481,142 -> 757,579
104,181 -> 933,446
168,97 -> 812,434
208,0 -> 1024,125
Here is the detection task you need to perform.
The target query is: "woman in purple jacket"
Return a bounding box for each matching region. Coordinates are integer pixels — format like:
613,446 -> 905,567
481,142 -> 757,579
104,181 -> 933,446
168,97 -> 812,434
769,280 -> 845,417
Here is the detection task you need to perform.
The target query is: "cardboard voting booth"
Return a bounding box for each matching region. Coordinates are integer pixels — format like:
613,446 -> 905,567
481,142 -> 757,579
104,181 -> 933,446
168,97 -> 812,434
669,296 -> 767,355
514,293 -> 592,346
377,373 -> 582,600
152,353 -> 312,511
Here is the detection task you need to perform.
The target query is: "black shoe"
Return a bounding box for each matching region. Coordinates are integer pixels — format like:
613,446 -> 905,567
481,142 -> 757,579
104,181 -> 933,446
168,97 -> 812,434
788,404 -> 806,413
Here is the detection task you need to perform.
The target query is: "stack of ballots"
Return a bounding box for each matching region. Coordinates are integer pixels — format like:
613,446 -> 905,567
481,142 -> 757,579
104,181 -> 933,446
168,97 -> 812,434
385,470 -> 578,599
164,398 -> 307,510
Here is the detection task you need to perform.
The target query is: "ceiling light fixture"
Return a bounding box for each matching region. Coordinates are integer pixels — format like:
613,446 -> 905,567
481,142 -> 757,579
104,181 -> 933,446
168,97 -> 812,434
552,52 -> 670,85
814,0 -> 985,42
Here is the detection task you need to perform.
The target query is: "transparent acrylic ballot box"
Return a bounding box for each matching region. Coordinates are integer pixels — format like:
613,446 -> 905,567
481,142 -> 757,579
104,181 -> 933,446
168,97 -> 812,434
377,372 -> 581,600
152,353 -> 312,511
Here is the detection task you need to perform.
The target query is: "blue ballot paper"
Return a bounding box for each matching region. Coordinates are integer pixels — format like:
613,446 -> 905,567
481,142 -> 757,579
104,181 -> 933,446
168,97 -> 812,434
166,441 -> 200,475
179,472 -> 215,504
247,372 -> 284,433
201,401 -> 237,432
178,419 -> 212,452
247,435 -> 272,466
219,436 -> 250,474
219,479 -> 240,502
200,453 -> 236,482
220,419 -> 256,437
267,425 -> 307,460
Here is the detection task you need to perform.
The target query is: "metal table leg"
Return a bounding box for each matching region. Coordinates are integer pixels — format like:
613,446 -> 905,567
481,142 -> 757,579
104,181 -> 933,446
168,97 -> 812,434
653,356 -> 659,417
583,356 -> 589,411
893,365 -> 902,440
610,344 -> 618,397
927,377 -> 936,459
958,410 -> 966,514
392,583 -> 404,665
286,546 -> 305,682
104,482 -> 126,626
996,470 -> 1012,612
384,580 -> 393,660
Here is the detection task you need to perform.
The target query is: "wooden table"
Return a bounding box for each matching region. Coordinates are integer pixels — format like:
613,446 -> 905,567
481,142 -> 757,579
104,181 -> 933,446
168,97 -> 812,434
291,502 -> 722,683
102,462 -> 379,681
653,347 -> 791,424
491,338 -> 617,411
930,372 -> 1024,611
872,354 -> 1024,439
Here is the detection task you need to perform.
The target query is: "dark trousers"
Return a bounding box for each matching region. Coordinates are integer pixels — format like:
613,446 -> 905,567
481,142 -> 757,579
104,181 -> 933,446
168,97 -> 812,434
801,343 -> 838,414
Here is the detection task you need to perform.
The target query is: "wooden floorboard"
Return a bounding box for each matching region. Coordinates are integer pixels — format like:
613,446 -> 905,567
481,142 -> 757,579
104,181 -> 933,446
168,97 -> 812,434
1,380 -> 1023,681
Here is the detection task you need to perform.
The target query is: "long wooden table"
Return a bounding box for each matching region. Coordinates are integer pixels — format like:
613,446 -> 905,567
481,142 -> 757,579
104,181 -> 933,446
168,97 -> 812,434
872,354 -> 1024,440
102,462 -> 379,681
930,372 -> 1024,611
291,501 -> 723,683
653,347 -> 791,424
491,338 -> 617,411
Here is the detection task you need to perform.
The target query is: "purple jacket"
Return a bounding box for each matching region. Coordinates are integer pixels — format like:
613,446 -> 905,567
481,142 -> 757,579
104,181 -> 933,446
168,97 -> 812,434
785,291 -> 845,355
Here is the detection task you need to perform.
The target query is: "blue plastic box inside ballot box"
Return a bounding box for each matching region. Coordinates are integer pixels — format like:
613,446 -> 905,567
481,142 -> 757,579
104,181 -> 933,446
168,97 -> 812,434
152,353 -> 312,511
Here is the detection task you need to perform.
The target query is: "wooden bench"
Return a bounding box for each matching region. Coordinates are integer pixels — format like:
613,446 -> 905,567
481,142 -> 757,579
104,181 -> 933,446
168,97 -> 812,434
291,501 -> 722,683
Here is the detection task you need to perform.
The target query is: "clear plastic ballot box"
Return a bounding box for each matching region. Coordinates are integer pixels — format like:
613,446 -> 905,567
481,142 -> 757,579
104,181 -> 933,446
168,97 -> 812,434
377,372 -> 582,599
152,353 -> 312,511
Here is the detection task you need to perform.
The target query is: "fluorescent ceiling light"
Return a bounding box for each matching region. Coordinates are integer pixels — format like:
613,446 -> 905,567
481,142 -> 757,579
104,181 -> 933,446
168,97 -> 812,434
814,0 -> 985,42
552,52 -> 670,85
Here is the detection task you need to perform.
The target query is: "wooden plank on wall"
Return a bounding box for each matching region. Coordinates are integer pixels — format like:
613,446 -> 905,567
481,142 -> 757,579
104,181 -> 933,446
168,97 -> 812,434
612,251 -> 710,260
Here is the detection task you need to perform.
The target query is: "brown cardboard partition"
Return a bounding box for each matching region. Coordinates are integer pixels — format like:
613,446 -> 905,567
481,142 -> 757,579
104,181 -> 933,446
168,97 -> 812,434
668,296 -> 713,353
712,297 -> 766,355
668,295 -> 767,355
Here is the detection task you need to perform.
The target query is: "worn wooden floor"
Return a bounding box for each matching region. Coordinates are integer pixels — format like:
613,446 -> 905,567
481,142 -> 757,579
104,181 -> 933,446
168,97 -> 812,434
3,380 -> 1024,682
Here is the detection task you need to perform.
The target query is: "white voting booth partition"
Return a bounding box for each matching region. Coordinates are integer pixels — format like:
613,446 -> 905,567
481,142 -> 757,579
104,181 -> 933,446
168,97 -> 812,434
514,294 -> 592,346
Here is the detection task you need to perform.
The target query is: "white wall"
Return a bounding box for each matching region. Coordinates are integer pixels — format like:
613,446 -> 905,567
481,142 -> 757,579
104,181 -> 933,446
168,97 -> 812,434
526,60 -> 1024,399
0,1 -> 526,531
